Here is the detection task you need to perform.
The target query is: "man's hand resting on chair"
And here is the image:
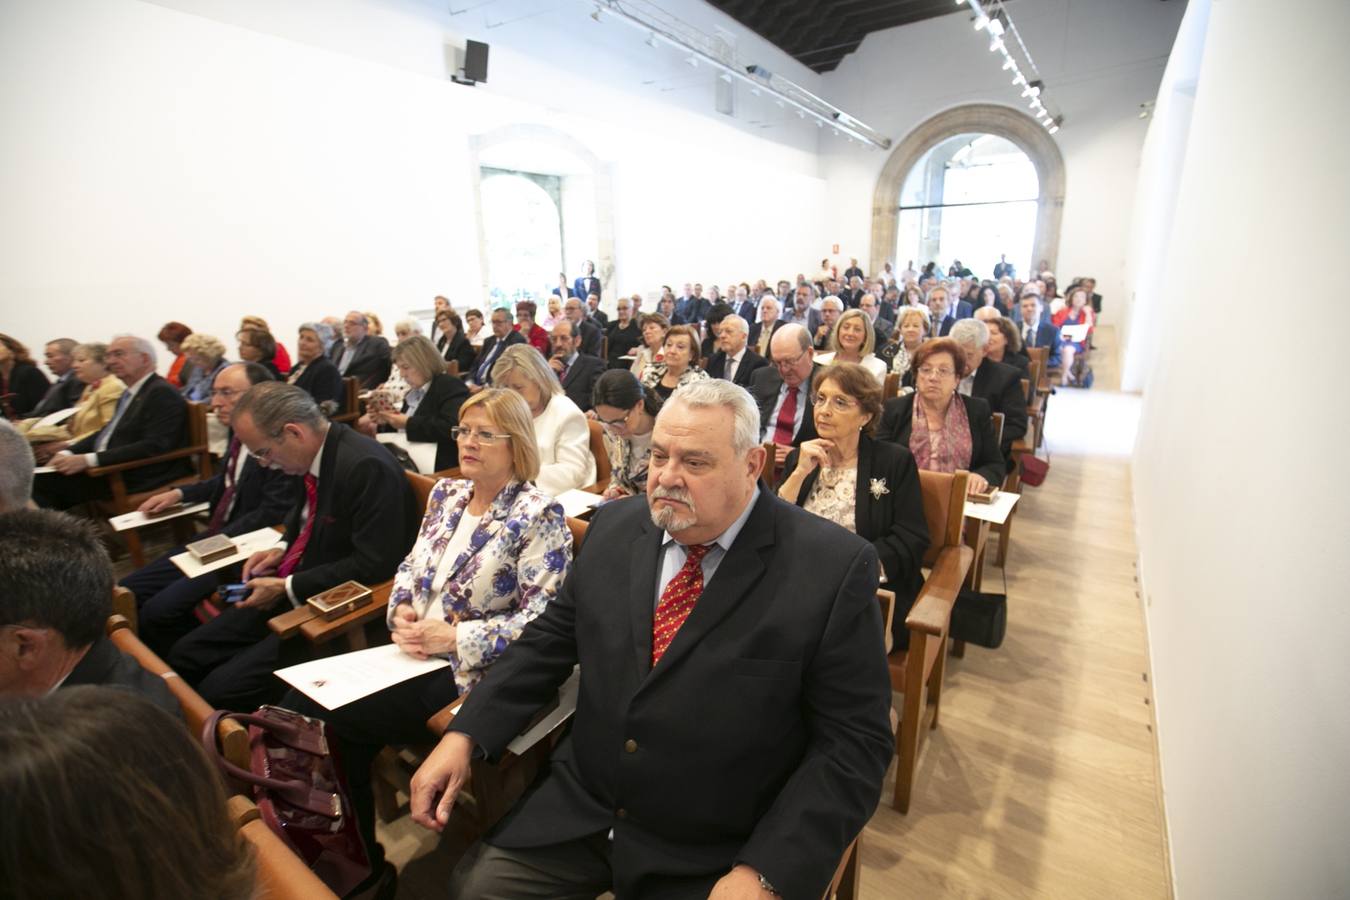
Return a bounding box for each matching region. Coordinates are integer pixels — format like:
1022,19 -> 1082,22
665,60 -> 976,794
409,731 -> 475,833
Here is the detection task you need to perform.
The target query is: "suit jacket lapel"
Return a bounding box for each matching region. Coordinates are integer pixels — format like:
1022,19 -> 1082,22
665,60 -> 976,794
627,515 -> 662,679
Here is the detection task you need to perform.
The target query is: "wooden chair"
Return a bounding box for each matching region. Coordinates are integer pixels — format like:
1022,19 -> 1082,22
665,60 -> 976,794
90,401 -> 214,567
882,372 -> 900,400
824,836 -> 861,899
106,613 -> 250,769
582,418 -> 612,494
331,377 -> 361,424
889,468 -> 972,813
447,360 -> 460,376
760,441 -> 780,491
227,796 -> 338,900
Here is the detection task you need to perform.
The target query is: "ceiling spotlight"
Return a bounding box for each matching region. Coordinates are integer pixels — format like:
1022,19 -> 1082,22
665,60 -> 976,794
1002,57 -> 1016,71
974,14 -> 989,30
645,32 -> 658,48
988,19 -> 1005,37
956,0 -> 966,5
718,72 -> 732,82
989,37 -> 1004,52
1048,125 -> 1059,134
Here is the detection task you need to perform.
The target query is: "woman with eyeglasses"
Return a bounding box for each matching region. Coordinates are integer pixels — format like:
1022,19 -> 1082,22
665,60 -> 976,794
356,335 -> 468,473
285,388 -> 572,892
640,324 -> 710,401
778,363 -> 929,648
591,369 -> 662,499
491,344 -> 595,496
877,338 -> 1005,497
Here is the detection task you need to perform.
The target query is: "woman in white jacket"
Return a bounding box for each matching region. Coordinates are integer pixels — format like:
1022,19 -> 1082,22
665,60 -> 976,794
490,344 -> 595,496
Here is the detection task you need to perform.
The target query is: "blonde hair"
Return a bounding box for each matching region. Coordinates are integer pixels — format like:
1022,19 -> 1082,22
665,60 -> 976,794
239,315 -> 270,332
828,308 -> 876,357
899,306 -> 930,333
180,333 -> 226,363
391,334 -> 447,383
458,388 -> 540,482
492,344 -> 562,398
364,312 -> 383,335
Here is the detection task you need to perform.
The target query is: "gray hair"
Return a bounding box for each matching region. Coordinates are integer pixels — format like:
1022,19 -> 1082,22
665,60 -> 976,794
111,334 -> 157,368
233,382 -> 325,436
821,296 -> 844,312
299,321 -> 336,350
0,421 -> 35,512
47,338 -> 77,356
73,342 -> 108,366
950,319 -> 990,348
661,379 -> 761,455
721,314 -> 749,336
394,318 -> 422,338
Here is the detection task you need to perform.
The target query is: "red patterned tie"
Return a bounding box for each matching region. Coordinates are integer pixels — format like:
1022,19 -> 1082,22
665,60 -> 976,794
652,544 -> 712,666
277,474 -> 318,578
772,385 -> 798,446
206,438 -> 241,534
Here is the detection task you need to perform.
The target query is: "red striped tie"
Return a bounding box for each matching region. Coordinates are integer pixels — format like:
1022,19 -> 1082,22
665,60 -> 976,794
277,474 -> 318,578
652,544 -> 712,666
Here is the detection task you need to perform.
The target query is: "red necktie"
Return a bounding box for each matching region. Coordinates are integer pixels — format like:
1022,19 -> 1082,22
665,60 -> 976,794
652,544 -> 712,666
277,474 -> 318,578
206,438 -> 241,534
772,385 -> 798,445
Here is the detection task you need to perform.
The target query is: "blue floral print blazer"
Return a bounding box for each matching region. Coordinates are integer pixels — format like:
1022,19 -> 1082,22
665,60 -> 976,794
387,477 -> 572,693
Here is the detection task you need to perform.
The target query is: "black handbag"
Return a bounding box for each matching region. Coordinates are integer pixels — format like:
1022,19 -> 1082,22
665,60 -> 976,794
950,590 -> 1007,649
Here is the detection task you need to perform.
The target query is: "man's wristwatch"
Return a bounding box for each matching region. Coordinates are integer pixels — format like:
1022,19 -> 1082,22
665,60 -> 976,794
758,872 -> 779,895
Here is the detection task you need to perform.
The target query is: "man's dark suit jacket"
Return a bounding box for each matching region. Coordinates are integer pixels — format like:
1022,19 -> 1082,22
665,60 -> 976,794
588,309 -> 609,329
283,423 -> 418,601
783,435 -> 929,649
734,299 -> 757,322
470,330 -> 527,385
290,356 -> 345,409
449,492 -> 894,899
400,373 -> 469,472
63,634 -> 180,716
328,335 -> 391,390
749,364 -> 821,446
575,319 -> 603,359
574,275 -> 602,303
69,373 -> 192,493
843,265 -> 864,282
180,434 -> 299,538
705,348 -> 768,388
605,320 -> 642,368
877,393 -> 1006,489
972,357 -> 1029,463
557,353 -> 605,413
31,371 -> 84,417
675,297 -> 712,325
1023,320 -> 1062,367
747,319 -> 785,361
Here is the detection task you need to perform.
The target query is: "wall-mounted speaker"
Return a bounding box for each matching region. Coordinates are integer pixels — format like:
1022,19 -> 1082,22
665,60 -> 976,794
463,40 -> 489,84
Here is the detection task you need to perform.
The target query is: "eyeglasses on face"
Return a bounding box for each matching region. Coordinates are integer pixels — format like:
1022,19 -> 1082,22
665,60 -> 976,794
451,426 -> 511,445
917,366 -> 956,380
596,411 -> 630,427
775,350 -> 811,370
812,394 -> 859,412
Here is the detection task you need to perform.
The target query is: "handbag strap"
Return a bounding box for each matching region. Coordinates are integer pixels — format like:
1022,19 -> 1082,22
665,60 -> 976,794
201,710 -> 342,819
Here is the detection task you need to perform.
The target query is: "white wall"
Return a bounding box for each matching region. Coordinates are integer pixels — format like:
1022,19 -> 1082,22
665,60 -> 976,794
0,0 -> 830,361
816,0 -> 1185,325
1131,2 -> 1350,897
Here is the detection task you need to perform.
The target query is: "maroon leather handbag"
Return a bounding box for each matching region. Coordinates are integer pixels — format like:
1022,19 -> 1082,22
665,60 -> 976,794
202,706 -> 371,896
1019,453 -> 1050,487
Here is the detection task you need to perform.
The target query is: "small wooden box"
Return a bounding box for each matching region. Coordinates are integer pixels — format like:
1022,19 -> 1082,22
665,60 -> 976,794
306,581 -> 373,621
968,488 -> 1000,505
187,533 -> 237,564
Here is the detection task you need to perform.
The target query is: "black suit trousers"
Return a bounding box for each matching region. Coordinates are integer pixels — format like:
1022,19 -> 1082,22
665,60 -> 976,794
167,605 -> 300,709
120,549 -> 238,658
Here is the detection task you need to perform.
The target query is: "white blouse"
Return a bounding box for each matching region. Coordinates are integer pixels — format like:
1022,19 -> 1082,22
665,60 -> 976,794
813,351 -> 888,384
532,392 -> 596,497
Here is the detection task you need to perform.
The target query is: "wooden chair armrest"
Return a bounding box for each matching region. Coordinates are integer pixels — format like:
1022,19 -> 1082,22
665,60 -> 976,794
907,546 -> 973,636
581,481 -> 608,495
426,695 -> 468,736
1010,438 -> 1032,457
297,581 -> 393,645
268,606 -> 318,639
87,445 -> 207,477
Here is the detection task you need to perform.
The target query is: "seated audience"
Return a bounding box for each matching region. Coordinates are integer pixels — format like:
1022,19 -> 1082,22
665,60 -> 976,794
549,320 -> 605,413
706,314 -> 768,388
29,338 -> 84,416
467,307 -> 526,392
1054,284 -> 1097,385
751,323 -> 822,467
877,338 -> 1006,495
121,363 -> 297,658
20,342 -> 125,462
235,327 -> 280,380
592,369 -> 661,499
859,292 -> 894,341
358,334 -> 468,473
564,297 -> 604,358
630,312 -> 669,382
974,283 -> 1007,315
0,687 -> 255,900
979,310 -> 1030,376
180,333 -> 229,402
0,422 -> 35,512
749,295 -> 785,360
778,363 -> 929,649
0,334 -> 50,420
641,324 -> 710,401
541,295 -> 564,329
515,300 -> 550,355
166,383 -> 418,709
604,295 -> 643,368
365,311 -> 385,336
950,319 -> 1028,469
1017,293 -> 1061,366
36,336 -> 192,510
286,321 -> 345,411
330,310 -> 392,390
491,345 -> 595,496
464,308 -> 488,348
586,293 -> 608,328
0,509 -> 176,713
657,293 -> 678,322
698,301 -> 734,360
811,296 -> 844,350
394,318 -> 422,343
414,379 -> 893,899
434,308 -> 477,374
157,321 -> 195,389
239,315 -> 291,375
996,282 -> 1017,314
886,306 -> 930,375
816,308 -> 888,383
288,387 -> 572,890
928,284 -> 969,338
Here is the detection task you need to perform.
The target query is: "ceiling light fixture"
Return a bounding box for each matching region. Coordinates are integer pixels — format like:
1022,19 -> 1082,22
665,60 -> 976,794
965,0 -> 1060,135
974,14 -> 989,30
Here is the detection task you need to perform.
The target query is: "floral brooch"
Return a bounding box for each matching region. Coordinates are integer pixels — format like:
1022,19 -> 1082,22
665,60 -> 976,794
869,478 -> 890,499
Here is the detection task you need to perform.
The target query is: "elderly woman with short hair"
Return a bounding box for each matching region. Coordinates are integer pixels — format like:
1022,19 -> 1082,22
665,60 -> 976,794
358,334 -> 469,473
641,324 -> 710,401
779,362 -> 929,649
887,306 -> 930,376
631,312 -> 670,382
239,315 -> 291,375
20,343 -> 126,461
287,322 -> 344,410
815,309 -> 888,383
289,387 -> 573,887
492,344 -> 595,496
434,309 -> 477,374
515,300 -> 550,355
235,328 -> 280,380
178,334 -> 229,402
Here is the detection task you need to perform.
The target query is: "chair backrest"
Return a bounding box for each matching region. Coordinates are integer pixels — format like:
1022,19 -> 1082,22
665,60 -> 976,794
105,614 -> 249,769
227,796 -> 339,900
876,589 -> 896,655
566,515 -> 588,552
991,412 -> 1005,447
1020,378 -> 1031,408
406,471 -> 437,517
916,469 -> 969,565
344,376 -> 359,414
185,402 -> 213,478
1026,345 -> 1048,369
882,372 -> 900,400
112,585 -> 138,631
760,441 -> 779,491
447,360 -> 460,376
587,419 -> 611,490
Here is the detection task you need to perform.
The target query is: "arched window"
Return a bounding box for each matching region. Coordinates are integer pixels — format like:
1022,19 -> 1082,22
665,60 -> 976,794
479,170 -> 563,309
898,133 -> 1038,277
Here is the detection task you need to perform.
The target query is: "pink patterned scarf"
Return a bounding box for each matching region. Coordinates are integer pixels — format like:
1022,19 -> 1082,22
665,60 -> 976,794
909,394 -> 974,473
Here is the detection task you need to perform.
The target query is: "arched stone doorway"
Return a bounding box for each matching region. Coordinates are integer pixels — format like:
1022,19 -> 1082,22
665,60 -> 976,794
870,104 -> 1065,277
